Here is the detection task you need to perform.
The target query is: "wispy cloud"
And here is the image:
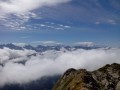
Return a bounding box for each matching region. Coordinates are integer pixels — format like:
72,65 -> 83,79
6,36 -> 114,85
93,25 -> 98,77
40,0 -> 120,25
0,0 -> 71,30
32,41 -> 62,46
73,42 -> 95,47
12,43 -> 28,47
0,0 -> 119,31
0,0 -> 71,16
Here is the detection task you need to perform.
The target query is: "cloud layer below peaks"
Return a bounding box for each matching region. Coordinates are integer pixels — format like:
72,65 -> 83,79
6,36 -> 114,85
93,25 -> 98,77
0,47 -> 120,87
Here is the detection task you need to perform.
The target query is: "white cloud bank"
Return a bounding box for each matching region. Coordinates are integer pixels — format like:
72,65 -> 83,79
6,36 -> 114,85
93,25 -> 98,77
73,42 -> 95,47
0,47 -> 120,87
32,41 -> 62,46
0,47 -> 36,64
0,0 -> 71,17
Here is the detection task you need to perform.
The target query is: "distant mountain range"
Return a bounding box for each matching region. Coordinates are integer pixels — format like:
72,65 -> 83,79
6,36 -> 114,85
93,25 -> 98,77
0,43 -> 107,52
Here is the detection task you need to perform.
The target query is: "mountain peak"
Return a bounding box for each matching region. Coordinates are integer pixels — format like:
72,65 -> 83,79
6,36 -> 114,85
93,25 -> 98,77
53,63 -> 120,90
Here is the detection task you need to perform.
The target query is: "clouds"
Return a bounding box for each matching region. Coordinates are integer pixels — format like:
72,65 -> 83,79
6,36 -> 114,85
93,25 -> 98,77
0,47 -> 36,64
32,41 -> 62,46
0,0 -> 71,30
40,0 -> 120,25
73,42 -> 95,47
12,43 -> 28,47
0,47 -> 120,87
0,0 -> 120,31
0,0 -> 71,23
0,0 -> 71,16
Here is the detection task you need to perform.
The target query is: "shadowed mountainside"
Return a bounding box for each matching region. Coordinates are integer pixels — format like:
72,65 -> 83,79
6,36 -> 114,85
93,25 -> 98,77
0,75 -> 60,90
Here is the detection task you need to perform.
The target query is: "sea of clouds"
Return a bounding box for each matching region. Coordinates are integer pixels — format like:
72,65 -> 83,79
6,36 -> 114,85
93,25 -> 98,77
0,47 -> 120,87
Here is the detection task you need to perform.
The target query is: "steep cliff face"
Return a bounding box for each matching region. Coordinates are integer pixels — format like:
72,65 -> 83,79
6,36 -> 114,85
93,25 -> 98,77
92,63 -> 120,90
53,63 -> 120,90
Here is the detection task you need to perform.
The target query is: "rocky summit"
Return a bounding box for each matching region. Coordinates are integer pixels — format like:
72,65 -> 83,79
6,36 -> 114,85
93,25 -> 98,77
52,63 -> 120,90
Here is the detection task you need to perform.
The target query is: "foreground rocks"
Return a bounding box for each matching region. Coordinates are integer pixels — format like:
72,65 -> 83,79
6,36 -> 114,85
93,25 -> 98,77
53,63 -> 120,90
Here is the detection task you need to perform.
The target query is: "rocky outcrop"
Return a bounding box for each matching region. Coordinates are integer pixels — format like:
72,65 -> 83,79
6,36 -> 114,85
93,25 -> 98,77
53,63 -> 120,90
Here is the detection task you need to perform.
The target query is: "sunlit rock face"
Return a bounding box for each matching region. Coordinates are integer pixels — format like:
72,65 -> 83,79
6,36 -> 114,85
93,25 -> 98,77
53,63 -> 120,90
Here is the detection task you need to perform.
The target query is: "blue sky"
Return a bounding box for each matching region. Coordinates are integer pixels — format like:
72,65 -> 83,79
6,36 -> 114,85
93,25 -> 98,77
0,0 -> 120,47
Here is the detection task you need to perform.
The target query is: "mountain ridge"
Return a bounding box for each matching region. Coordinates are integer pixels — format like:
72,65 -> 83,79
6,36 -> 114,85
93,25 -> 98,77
53,63 -> 120,90
0,43 -> 106,52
